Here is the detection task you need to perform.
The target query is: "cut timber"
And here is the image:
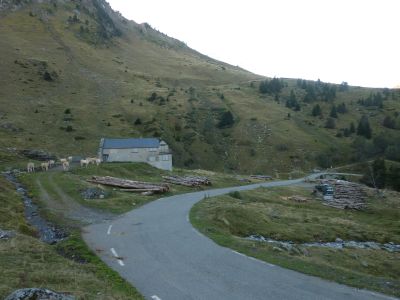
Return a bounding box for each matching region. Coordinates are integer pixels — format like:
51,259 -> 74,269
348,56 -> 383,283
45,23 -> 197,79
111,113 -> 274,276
323,181 -> 366,210
88,176 -> 169,193
162,175 -> 212,187
119,188 -> 162,192
249,175 -> 273,180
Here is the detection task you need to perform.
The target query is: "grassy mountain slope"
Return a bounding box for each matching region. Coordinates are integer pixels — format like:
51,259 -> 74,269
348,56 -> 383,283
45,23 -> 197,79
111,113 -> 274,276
0,0 -> 399,173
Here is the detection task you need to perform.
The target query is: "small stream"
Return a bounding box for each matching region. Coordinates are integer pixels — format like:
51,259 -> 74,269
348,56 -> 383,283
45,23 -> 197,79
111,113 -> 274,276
3,171 -> 67,244
247,234 -> 400,253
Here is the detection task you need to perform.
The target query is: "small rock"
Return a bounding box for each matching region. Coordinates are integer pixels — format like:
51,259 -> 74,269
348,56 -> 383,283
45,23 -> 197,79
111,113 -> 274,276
279,243 -> 293,252
272,246 -> 284,252
300,247 -> 310,256
0,229 -> 16,240
290,246 -> 302,255
344,241 -> 359,249
5,288 -> 75,300
360,260 -> 369,267
364,242 -> 380,250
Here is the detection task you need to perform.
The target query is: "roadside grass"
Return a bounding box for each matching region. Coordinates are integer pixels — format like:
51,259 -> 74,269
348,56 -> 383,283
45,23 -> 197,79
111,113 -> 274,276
20,162 -> 249,214
190,186 -> 400,297
0,176 -> 143,299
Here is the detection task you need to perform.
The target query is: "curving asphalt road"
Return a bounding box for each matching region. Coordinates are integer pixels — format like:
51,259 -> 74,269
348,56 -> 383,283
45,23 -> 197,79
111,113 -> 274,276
83,175 -> 396,300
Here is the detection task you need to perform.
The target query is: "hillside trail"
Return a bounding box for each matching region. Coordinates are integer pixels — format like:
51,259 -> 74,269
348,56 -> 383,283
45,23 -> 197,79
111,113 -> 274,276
36,171 -> 114,226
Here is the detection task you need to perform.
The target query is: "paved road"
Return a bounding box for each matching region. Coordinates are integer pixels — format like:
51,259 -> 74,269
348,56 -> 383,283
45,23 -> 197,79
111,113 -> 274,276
83,176 -> 396,300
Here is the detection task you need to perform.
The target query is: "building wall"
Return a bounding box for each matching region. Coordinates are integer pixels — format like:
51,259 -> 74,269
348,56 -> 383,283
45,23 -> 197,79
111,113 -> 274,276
100,147 -> 172,171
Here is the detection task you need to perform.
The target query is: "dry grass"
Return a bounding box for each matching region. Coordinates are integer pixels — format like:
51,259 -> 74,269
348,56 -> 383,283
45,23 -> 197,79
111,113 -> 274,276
191,185 -> 400,297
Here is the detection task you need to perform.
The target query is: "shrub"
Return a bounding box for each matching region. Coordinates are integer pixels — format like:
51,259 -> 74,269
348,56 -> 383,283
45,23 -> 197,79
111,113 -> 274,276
229,191 -> 242,199
217,111 -> 234,128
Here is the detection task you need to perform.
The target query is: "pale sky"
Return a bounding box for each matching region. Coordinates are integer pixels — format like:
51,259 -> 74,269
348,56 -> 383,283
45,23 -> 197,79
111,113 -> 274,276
107,0 -> 399,88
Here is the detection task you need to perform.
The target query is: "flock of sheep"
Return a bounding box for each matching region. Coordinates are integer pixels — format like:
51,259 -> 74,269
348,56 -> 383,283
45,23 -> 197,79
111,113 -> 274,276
26,156 -> 101,172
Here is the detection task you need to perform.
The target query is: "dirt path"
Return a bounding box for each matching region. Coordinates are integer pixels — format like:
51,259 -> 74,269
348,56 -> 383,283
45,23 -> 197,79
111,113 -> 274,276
36,172 -> 114,225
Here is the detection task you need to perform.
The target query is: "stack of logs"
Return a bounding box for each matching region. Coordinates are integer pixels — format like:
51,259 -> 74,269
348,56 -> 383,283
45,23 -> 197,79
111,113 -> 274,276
88,176 -> 169,195
162,175 -> 212,187
249,175 -> 272,180
323,181 -> 366,210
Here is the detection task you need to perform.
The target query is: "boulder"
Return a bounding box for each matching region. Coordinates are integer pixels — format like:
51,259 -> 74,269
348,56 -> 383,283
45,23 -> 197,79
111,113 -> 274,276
5,288 -> 75,300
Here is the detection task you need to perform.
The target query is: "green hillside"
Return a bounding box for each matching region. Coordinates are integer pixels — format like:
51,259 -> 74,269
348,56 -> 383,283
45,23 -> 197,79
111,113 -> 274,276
1,0 -> 399,173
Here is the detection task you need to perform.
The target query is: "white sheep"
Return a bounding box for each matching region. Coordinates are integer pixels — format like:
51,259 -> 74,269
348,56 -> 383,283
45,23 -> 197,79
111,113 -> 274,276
87,157 -> 98,164
67,156 -> 73,162
27,162 -> 35,172
60,158 -> 67,164
41,162 -> 49,171
62,161 -> 70,171
48,160 -> 55,168
80,159 -> 89,168
95,158 -> 101,166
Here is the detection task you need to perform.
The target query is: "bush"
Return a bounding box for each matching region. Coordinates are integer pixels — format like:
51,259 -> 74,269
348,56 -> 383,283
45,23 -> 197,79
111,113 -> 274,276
229,191 -> 242,199
276,144 -> 289,151
325,118 -> 336,129
217,111 -> 234,128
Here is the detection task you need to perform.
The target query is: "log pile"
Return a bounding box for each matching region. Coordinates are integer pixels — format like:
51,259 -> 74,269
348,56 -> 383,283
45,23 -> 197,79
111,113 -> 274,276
323,181 -> 366,210
162,175 -> 212,187
249,175 -> 273,180
87,176 -> 169,194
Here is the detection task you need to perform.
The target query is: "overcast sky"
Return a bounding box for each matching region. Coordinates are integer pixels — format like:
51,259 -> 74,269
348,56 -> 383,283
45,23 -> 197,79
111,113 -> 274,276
107,0 -> 399,88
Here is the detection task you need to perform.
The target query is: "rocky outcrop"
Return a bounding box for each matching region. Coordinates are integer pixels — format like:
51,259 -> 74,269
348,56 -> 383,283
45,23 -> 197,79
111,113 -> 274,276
5,288 -> 75,300
18,149 -> 56,161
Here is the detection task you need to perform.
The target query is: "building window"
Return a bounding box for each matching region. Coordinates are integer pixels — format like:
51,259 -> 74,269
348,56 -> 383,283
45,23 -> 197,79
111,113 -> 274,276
162,155 -> 169,161
149,147 -> 157,152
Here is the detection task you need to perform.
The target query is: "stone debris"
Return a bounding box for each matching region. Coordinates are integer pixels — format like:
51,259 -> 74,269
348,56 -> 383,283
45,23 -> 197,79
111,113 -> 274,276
80,187 -> 108,199
5,288 -> 75,300
3,172 -> 67,244
247,234 -> 400,253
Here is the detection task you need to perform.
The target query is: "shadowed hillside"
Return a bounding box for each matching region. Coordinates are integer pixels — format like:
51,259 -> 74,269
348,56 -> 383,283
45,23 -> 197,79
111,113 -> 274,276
0,0 -> 399,173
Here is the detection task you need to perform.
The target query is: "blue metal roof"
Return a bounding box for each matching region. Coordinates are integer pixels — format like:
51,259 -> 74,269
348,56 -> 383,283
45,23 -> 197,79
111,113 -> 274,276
102,138 -> 160,149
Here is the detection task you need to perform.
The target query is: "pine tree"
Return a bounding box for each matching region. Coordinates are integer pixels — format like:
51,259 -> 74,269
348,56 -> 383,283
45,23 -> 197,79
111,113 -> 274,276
350,122 -> 356,133
218,111 -> 234,128
337,102 -> 347,113
311,104 -> 322,116
357,115 -> 372,139
330,105 -> 338,118
325,117 -> 336,129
